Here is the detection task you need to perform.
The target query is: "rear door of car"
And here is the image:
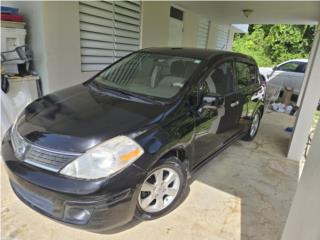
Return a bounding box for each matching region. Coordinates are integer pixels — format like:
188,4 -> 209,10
234,58 -> 261,131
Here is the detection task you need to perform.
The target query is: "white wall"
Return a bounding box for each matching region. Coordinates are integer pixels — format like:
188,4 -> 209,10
208,23 -> 235,50
142,1 -> 235,50
41,2 -> 94,93
141,2 -> 203,48
140,1 -> 170,48
182,9 -> 201,47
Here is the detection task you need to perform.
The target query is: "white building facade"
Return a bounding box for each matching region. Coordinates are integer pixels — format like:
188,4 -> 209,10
4,1 -> 242,94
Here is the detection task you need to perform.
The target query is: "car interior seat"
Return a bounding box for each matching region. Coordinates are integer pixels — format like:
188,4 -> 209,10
211,69 -> 228,95
158,61 -> 186,88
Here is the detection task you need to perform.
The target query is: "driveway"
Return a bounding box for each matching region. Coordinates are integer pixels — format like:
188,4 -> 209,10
1,112 -> 299,240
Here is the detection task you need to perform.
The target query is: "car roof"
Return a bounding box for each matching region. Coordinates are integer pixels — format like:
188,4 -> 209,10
281,59 -> 308,64
139,47 -> 256,63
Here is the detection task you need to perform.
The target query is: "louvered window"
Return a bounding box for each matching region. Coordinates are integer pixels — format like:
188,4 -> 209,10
197,18 -> 210,49
79,1 -> 141,72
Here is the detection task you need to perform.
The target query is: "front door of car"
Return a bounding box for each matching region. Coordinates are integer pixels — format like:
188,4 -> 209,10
283,62 -> 306,94
193,60 -> 242,166
235,60 -> 261,131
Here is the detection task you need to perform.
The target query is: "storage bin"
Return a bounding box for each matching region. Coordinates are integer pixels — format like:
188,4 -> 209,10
0,6 -> 19,14
1,27 -> 26,52
1,27 -> 26,65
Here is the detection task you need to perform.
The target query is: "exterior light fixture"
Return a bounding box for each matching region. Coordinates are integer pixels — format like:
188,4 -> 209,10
242,9 -> 253,18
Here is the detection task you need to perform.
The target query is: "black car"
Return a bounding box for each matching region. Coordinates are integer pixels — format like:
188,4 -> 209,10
2,48 -> 264,232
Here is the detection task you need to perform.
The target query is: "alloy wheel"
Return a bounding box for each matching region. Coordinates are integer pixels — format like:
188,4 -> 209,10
250,113 -> 260,137
138,167 -> 181,213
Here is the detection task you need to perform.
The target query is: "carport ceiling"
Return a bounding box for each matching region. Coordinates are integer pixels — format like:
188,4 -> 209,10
175,1 -> 320,24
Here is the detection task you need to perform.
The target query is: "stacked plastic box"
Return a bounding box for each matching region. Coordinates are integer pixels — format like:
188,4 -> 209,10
1,6 -> 40,137
1,6 -> 27,70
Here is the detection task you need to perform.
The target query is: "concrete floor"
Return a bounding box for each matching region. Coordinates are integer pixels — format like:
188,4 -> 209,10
1,112 -> 300,240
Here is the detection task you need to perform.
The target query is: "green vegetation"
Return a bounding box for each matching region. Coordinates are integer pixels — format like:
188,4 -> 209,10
232,24 -> 316,67
313,111 -> 320,130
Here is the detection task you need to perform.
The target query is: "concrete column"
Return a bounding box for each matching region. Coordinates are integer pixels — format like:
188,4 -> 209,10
297,26 -> 320,106
287,26 -> 320,160
281,120 -> 320,240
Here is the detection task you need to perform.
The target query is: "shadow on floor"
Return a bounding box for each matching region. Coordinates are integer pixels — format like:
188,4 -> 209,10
190,112 -> 299,240
101,113 -> 299,239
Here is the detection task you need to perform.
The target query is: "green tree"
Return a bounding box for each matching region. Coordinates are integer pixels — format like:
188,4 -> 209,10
233,24 -> 316,67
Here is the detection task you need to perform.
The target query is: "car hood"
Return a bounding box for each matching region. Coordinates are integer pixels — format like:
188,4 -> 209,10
17,84 -> 166,153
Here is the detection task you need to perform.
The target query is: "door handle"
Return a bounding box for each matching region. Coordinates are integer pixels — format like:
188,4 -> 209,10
230,101 -> 239,108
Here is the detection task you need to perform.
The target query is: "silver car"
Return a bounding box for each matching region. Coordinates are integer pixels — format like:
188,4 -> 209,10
260,59 -> 308,95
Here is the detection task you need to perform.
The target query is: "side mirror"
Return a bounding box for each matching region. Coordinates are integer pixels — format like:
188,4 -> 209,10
272,65 -> 277,71
201,94 -> 224,109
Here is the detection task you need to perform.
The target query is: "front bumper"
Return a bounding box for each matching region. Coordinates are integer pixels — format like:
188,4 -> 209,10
1,133 -> 146,232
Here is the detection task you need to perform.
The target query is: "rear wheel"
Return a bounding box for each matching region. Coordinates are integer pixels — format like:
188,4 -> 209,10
242,110 -> 261,141
135,157 -> 187,220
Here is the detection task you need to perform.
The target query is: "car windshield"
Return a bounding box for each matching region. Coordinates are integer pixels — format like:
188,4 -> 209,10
92,52 -> 202,100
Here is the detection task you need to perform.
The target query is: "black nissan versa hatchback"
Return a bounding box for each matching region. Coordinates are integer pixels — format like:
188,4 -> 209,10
2,48 -> 264,232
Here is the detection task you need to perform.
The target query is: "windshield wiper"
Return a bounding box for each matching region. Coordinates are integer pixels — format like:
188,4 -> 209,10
89,81 -> 162,105
110,88 -> 162,104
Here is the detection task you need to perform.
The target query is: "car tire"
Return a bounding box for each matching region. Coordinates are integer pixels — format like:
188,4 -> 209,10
135,157 -> 188,220
242,110 -> 262,141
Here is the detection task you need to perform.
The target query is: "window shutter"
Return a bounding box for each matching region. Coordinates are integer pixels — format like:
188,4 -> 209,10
197,18 -> 209,49
214,24 -> 230,50
79,1 -> 141,72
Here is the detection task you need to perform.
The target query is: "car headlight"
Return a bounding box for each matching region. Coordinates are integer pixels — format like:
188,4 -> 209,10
11,124 -> 28,159
60,136 -> 144,179
11,110 -> 27,159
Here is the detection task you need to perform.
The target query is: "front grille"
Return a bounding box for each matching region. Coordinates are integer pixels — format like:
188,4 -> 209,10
25,145 -> 78,172
11,127 -> 79,172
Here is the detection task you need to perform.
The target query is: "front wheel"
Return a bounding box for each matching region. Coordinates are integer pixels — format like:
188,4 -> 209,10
135,157 -> 187,220
242,111 -> 261,141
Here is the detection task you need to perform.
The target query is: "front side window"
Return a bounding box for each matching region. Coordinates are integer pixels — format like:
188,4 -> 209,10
92,52 -> 202,99
235,62 -> 257,88
203,61 -> 235,95
277,62 -> 301,72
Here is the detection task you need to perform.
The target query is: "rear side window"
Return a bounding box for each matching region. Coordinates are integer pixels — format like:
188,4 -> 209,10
204,61 -> 235,95
235,62 -> 257,88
